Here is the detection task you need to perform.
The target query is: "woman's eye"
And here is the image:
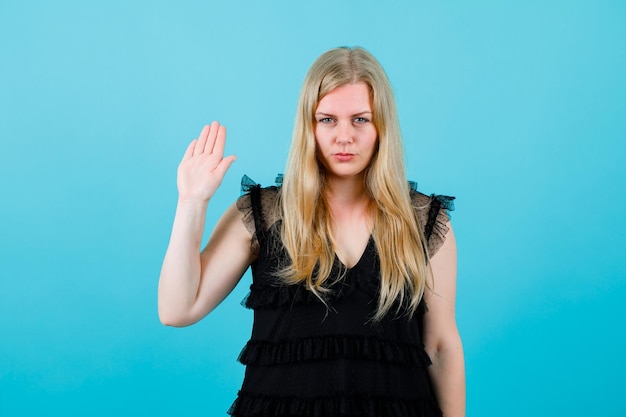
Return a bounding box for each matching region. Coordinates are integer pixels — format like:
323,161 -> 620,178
319,117 -> 335,123
354,117 -> 370,123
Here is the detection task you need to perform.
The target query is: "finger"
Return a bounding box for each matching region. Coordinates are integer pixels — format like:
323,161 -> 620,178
205,120 -> 220,154
211,125 -> 227,158
194,125 -> 210,156
182,139 -> 197,161
214,155 -> 237,178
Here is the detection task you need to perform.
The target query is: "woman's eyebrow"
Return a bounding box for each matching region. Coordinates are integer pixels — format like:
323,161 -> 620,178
315,111 -> 372,116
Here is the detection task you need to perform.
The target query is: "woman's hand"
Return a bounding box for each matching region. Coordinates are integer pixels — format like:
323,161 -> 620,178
177,121 -> 236,202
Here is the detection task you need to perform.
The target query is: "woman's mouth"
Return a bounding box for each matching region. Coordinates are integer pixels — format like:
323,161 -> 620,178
334,153 -> 355,161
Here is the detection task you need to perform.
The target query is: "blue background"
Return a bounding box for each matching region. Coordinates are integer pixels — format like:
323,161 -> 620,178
1,1 -> 624,416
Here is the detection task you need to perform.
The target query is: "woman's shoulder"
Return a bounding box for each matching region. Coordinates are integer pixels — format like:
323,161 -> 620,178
409,189 -> 455,216
236,175 -> 282,248
236,175 -> 282,211
409,184 -> 455,257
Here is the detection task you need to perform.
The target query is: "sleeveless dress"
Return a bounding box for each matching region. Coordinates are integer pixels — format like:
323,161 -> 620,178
228,176 -> 455,417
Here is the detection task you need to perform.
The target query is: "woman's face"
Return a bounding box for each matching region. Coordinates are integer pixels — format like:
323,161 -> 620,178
314,82 -> 378,181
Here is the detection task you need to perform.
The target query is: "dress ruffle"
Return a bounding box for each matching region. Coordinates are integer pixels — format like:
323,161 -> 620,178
237,175 -> 282,254
242,244 -> 378,310
408,189 -> 455,258
238,334 -> 432,367
228,391 -> 442,417
423,194 -> 455,256
241,260 -> 428,316
240,174 -> 283,193
242,280 -> 328,310
242,251 -> 428,316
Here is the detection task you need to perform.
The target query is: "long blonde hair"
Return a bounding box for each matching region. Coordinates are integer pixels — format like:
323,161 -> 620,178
280,47 -> 429,320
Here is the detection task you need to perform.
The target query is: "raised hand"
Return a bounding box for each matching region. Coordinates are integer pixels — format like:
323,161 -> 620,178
177,121 -> 236,202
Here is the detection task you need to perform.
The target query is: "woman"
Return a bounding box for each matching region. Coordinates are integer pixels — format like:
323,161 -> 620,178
158,46 -> 465,417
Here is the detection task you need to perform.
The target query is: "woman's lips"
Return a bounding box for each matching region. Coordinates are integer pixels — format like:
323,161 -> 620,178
333,153 -> 355,161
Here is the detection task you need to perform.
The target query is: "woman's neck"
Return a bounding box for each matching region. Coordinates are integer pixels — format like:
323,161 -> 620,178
323,175 -> 372,219
324,175 -> 367,203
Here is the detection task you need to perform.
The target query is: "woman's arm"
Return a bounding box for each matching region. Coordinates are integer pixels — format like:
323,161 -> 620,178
423,224 -> 466,416
158,122 -> 253,327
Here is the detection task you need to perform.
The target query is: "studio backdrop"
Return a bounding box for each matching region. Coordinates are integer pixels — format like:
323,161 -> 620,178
1,1 -> 624,416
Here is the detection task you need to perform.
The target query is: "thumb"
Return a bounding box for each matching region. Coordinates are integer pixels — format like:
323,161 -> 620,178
215,155 -> 237,177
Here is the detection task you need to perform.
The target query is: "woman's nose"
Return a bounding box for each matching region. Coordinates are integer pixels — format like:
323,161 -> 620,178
336,122 -> 354,144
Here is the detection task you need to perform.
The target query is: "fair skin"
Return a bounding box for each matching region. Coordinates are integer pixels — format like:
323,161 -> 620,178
158,122 -> 252,326
314,82 -> 378,267
425,227 -> 466,416
158,84 -> 464,416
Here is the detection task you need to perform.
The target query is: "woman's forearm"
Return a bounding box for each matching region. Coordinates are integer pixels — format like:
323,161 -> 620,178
158,198 -> 209,326
427,333 -> 466,417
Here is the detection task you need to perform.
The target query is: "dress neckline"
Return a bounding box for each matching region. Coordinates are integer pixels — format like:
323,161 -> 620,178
335,235 -> 374,271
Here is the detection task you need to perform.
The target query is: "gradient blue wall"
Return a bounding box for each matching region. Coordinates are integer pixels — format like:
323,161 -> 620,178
1,1 -> 624,416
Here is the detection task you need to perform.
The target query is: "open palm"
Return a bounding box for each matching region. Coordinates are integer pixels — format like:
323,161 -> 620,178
177,121 -> 236,202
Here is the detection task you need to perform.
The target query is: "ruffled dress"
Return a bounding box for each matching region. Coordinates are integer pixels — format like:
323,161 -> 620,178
228,176 -> 455,417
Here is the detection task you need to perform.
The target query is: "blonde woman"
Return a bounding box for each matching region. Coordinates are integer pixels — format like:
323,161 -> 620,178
158,47 -> 465,417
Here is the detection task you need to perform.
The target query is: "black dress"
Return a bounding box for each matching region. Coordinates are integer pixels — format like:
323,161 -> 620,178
229,176 -> 455,417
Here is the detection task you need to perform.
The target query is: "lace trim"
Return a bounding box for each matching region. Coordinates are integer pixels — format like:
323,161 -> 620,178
410,190 -> 455,258
238,334 -> 432,367
236,175 -> 282,254
241,280 -> 429,317
242,279 -> 326,309
228,391 -> 442,417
